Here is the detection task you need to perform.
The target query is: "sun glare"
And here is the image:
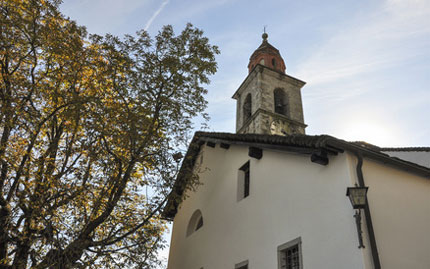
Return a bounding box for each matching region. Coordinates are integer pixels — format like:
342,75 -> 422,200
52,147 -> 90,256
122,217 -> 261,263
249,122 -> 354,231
339,120 -> 402,147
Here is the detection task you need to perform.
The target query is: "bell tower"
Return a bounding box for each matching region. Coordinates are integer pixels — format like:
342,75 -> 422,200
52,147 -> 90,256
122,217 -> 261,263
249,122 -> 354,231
232,33 -> 307,135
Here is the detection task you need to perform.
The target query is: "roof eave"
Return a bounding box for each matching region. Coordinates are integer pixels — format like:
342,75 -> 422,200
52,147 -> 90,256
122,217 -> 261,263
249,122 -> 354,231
163,132 -> 430,220
328,140 -> 430,178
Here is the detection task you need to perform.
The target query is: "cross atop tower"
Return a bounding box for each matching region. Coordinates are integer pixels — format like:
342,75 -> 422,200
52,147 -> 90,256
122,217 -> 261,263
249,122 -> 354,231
232,34 -> 307,135
247,32 -> 286,73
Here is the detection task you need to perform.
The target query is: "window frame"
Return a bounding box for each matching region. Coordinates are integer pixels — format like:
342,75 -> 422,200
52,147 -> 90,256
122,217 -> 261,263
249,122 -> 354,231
277,237 -> 303,269
186,209 -> 204,237
235,260 -> 248,269
237,161 -> 250,201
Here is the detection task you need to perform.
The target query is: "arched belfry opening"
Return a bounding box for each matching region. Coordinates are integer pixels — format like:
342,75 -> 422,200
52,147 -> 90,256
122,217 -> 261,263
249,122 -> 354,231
274,88 -> 288,116
243,93 -> 252,123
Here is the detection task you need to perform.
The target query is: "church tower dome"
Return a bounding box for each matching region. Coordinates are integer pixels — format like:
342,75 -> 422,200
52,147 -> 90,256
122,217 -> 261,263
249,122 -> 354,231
247,33 -> 286,73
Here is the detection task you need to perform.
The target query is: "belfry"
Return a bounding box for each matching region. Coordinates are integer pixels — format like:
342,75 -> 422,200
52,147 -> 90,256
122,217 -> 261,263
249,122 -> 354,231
232,33 -> 307,135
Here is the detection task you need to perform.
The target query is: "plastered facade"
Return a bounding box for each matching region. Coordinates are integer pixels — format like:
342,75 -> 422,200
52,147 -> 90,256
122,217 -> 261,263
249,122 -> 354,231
168,144 -> 430,268
168,144 -> 366,269
356,158 -> 430,268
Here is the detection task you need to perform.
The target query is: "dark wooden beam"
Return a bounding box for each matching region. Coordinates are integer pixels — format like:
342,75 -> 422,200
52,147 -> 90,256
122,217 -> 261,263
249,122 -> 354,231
206,141 -> 216,148
311,150 -> 328,165
220,143 -> 230,149
248,147 -> 263,159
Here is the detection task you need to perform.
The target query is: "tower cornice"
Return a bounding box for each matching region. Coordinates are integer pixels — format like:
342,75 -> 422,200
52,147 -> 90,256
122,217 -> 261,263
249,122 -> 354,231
232,64 -> 306,100
237,108 -> 308,134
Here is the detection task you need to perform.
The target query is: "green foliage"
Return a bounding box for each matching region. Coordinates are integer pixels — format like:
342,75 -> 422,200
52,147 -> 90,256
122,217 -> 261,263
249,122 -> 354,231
0,0 -> 219,268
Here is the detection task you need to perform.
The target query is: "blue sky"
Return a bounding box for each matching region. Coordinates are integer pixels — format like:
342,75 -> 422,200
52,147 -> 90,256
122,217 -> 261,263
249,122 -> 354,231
60,0 -> 429,264
61,0 -> 430,147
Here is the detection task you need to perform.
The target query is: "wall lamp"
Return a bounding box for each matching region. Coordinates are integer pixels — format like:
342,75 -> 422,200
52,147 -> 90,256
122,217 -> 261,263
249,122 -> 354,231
346,186 -> 369,248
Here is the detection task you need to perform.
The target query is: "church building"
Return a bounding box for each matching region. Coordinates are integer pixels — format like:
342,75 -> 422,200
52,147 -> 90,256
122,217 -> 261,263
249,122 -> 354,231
164,34 -> 430,269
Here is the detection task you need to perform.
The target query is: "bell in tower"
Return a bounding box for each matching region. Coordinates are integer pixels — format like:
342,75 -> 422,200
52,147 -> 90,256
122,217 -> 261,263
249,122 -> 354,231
232,33 -> 307,135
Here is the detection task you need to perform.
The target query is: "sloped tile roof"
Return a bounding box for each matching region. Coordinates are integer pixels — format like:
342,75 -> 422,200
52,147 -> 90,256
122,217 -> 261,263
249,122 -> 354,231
163,132 -> 430,219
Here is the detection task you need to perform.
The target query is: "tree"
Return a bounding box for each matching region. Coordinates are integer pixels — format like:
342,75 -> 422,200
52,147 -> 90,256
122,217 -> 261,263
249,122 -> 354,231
0,0 -> 219,267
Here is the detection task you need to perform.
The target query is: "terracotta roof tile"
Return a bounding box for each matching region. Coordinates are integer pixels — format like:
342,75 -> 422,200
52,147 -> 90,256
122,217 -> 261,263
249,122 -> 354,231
163,132 -> 430,219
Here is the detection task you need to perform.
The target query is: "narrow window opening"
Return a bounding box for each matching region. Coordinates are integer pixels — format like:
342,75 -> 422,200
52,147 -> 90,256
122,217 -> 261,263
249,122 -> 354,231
238,161 -> 250,201
244,166 -> 250,198
243,93 -> 252,123
272,58 -> 276,68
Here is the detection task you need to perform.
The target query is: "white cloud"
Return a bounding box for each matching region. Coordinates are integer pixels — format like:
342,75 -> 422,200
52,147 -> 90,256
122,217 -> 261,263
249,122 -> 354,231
295,0 -> 430,86
144,0 -> 169,31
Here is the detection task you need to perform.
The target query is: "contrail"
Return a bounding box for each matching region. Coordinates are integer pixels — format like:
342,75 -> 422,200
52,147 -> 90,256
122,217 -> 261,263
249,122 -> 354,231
144,0 -> 169,31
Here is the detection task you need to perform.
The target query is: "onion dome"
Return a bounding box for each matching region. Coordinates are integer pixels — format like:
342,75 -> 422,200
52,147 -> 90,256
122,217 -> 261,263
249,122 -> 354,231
248,33 -> 286,73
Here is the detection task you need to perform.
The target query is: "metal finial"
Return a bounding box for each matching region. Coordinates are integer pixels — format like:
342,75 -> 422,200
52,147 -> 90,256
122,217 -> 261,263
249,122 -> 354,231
262,26 -> 268,41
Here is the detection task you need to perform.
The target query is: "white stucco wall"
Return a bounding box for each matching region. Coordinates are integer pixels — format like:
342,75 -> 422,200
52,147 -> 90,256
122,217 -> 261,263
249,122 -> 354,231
168,144 -> 366,269
359,158 -> 430,269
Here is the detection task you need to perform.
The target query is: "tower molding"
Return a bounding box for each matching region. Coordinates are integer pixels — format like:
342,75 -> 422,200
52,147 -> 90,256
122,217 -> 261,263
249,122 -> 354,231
232,64 -> 307,135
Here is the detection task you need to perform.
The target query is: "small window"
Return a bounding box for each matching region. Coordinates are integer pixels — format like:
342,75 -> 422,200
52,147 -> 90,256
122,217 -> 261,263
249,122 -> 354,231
272,58 -> 276,68
235,260 -> 248,269
243,93 -> 252,123
237,161 -> 250,201
196,216 -> 203,230
186,209 -> 204,236
278,237 -> 302,269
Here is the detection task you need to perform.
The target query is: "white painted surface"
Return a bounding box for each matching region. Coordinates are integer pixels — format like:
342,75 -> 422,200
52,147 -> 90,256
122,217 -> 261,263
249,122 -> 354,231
360,158 -> 430,269
382,150 -> 430,168
168,144 -> 366,269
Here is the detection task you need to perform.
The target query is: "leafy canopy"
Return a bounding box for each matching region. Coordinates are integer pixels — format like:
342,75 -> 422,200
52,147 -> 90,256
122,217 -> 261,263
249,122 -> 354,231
0,0 -> 219,268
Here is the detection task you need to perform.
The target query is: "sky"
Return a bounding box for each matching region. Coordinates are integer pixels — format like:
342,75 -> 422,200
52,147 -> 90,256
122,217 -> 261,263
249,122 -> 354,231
60,0 -> 430,148
60,0 -> 430,264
